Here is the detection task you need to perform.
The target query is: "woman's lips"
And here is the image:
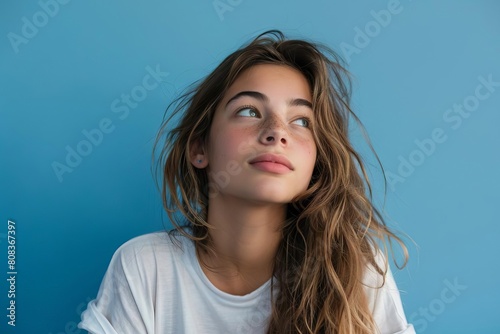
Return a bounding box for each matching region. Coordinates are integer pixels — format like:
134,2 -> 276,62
249,153 -> 293,174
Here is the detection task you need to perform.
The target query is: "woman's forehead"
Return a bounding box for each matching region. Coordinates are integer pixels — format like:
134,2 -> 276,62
222,64 -> 312,102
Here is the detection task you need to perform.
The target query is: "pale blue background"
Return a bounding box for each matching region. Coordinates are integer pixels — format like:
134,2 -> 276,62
1,0 -> 499,333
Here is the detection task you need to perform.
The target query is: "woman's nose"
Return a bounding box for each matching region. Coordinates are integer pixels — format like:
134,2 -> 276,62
258,116 -> 288,146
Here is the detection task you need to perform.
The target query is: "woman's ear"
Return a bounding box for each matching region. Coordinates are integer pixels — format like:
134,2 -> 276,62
189,138 -> 208,169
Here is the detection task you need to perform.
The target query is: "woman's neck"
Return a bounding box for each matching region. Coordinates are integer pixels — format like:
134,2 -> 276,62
197,195 -> 286,295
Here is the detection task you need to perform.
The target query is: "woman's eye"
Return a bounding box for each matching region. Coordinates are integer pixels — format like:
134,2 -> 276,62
293,117 -> 310,128
236,107 -> 259,117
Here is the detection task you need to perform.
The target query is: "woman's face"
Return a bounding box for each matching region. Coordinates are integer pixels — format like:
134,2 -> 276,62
203,64 -> 317,204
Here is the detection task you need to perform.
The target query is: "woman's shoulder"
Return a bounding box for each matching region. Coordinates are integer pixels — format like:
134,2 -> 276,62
362,248 -> 415,333
110,227 -> 194,269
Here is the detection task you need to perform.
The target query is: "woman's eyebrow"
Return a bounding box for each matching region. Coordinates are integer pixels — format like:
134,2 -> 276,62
289,98 -> 313,110
226,91 -> 268,106
225,90 -> 312,110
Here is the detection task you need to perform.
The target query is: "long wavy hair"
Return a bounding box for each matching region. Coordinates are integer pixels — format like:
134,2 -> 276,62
152,30 -> 408,334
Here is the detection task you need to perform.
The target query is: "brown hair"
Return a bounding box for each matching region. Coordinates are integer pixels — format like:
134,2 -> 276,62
152,30 -> 408,333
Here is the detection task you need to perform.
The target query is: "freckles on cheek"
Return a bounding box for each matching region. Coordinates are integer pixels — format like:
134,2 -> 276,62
298,136 -> 316,154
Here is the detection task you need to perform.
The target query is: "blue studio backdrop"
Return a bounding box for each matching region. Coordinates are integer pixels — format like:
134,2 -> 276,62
1,1 -> 499,333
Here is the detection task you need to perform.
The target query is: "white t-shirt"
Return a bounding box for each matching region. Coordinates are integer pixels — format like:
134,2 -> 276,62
78,230 -> 415,334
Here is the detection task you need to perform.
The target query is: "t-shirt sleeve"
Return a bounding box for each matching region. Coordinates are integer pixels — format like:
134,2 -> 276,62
78,239 -> 155,334
364,251 -> 416,334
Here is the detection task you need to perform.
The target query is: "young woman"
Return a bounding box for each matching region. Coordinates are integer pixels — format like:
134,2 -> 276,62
79,30 -> 415,333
